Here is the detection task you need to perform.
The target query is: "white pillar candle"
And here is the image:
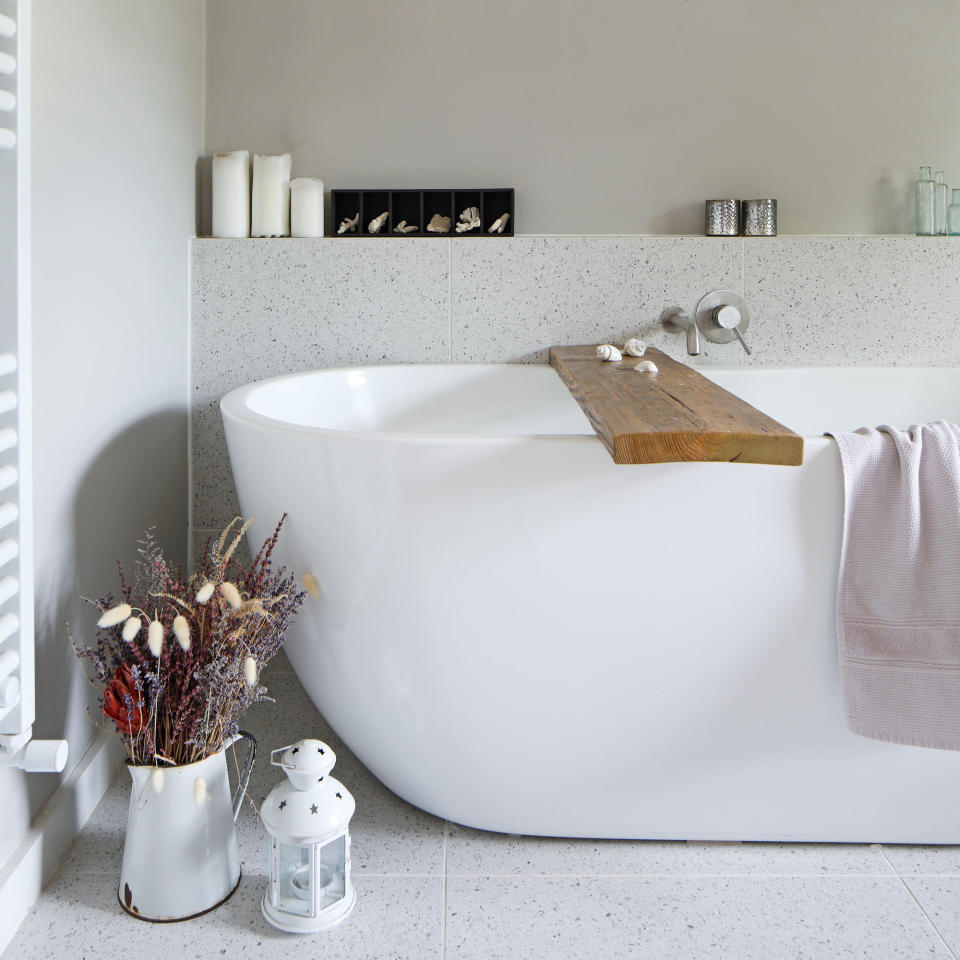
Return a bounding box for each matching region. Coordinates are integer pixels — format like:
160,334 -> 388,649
251,153 -> 292,237
291,178 -> 325,238
211,150 -> 250,238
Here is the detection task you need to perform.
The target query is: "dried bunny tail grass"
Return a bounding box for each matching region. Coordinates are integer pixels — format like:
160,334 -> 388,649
173,615 -> 191,651
220,581 -> 243,610
121,616 -> 142,643
243,656 -> 258,688
216,518 -> 241,558
149,592 -> 194,614
148,618 -> 164,656
148,618 -> 164,657
97,603 -> 132,629
221,519 -> 255,566
195,582 -> 215,603
237,598 -> 269,618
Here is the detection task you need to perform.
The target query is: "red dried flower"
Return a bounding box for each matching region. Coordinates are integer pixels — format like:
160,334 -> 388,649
102,664 -> 143,736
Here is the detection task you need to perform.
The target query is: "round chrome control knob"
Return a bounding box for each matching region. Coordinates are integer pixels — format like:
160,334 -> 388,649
714,305 -> 741,329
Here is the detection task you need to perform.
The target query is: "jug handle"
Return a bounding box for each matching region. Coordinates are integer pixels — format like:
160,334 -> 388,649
226,730 -> 257,821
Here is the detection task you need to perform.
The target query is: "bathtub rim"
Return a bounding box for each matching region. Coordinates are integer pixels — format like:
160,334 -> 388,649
219,362 -> 953,445
221,363 -> 612,445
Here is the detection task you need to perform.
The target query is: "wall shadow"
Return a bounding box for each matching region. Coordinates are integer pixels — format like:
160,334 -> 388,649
24,409 -> 188,828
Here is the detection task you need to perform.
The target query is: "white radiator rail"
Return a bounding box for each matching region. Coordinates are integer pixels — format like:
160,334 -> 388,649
0,0 -> 65,773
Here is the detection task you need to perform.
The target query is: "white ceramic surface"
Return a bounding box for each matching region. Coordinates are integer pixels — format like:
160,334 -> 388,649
221,363 -> 960,841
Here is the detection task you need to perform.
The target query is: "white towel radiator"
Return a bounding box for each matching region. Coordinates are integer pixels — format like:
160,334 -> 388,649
0,0 -> 66,773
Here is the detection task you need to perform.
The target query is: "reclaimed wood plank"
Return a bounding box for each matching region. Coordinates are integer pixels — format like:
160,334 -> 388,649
549,346 -> 803,466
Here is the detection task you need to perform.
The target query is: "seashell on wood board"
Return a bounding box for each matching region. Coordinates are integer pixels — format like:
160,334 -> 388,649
596,344 -> 622,362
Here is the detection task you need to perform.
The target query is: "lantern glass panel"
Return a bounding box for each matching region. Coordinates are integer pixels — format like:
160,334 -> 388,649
274,841 -> 313,917
316,835 -> 347,911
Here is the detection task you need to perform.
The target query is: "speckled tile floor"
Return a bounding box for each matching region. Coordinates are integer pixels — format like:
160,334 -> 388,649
5,653 -> 960,960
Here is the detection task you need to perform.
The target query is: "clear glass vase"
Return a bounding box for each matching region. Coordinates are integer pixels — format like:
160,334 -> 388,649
948,189 -> 960,236
935,170 -> 949,235
916,166 -> 935,236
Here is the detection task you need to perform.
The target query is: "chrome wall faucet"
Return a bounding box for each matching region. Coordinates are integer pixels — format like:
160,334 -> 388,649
660,307 -> 701,356
662,290 -> 752,356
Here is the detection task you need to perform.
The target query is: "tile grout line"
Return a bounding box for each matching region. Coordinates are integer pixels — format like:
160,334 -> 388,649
440,822 -> 449,959
436,871 -> 911,880
740,238 -> 746,368
186,241 -> 195,567
879,847 -> 959,960
740,236 -> 745,297
447,239 -> 453,363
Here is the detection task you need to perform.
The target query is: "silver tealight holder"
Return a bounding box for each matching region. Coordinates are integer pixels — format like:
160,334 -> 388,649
742,199 -> 777,236
705,200 -> 740,237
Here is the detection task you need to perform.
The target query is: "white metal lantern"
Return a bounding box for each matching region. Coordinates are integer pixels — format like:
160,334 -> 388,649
261,738 -> 356,933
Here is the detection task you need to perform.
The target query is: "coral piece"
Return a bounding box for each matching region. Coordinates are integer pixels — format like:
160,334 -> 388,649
337,211 -> 360,234
623,337 -> 647,358
634,359 -> 659,373
596,344 -> 622,362
393,220 -> 419,234
488,212 -> 511,234
367,211 -> 388,234
455,206 -> 481,233
427,213 -> 451,234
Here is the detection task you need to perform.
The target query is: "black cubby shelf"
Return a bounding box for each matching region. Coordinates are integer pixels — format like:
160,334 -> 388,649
331,188 -> 514,237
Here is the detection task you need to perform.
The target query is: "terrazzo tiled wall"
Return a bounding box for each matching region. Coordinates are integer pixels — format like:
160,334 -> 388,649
190,236 -> 960,544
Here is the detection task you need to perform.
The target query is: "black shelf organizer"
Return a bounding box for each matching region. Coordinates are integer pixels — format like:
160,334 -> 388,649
331,188 -> 514,237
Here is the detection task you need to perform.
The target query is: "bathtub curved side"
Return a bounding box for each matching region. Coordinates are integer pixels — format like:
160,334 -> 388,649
221,399 -> 960,842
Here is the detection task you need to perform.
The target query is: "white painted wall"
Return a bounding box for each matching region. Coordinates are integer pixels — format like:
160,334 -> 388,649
204,0 -> 960,235
0,0 -> 202,886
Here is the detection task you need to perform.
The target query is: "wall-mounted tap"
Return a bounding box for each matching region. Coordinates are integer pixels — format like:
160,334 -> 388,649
696,290 -> 751,355
662,291 -> 752,357
660,307 -> 701,356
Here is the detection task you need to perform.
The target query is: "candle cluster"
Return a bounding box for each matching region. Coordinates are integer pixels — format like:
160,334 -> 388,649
211,150 -> 324,238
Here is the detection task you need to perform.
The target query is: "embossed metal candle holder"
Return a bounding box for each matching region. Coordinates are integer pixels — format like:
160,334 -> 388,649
742,199 -> 777,236
705,200 -> 740,237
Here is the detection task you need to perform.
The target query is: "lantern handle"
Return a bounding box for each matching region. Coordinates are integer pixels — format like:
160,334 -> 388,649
270,744 -> 298,769
226,730 -> 257,821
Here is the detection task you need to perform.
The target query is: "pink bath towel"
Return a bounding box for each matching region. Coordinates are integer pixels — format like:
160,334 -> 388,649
829,421 -> 960,750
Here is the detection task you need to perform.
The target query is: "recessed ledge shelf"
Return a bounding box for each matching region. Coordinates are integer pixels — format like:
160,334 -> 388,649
549,345 -> 804,466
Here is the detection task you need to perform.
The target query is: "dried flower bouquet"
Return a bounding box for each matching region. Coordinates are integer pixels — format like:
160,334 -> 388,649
70,516 -> 305,766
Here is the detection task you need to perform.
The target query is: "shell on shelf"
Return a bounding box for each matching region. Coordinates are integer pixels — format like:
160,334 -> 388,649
488,212 -> 511,234
427,213 -> 451,234
455,206 -> 481,233
623,337 -> 647,357
394,220 -> 418,234
367,211 -> 389,234
634,359 -> 658,373
337,211 -> 360,234
596,344 -> 622,362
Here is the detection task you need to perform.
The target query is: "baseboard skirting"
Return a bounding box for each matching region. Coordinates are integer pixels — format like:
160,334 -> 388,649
0,730 -> 123,952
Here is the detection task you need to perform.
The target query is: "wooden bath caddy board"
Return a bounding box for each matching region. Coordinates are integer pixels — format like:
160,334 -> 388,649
549,346 -> 804,466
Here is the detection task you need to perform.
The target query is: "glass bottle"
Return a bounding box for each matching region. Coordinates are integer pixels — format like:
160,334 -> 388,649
935,170 -> 949,235
948,189 -> 960,236
916,166 -> 935,236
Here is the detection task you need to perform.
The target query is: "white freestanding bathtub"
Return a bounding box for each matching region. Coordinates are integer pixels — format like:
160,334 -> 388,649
222,364 -> 960,842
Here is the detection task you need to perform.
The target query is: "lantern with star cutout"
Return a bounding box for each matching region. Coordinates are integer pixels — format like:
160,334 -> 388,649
261,738 -> 356,932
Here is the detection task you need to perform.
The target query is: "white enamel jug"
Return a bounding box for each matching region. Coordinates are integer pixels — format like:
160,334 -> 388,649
118,731 -> 256,922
